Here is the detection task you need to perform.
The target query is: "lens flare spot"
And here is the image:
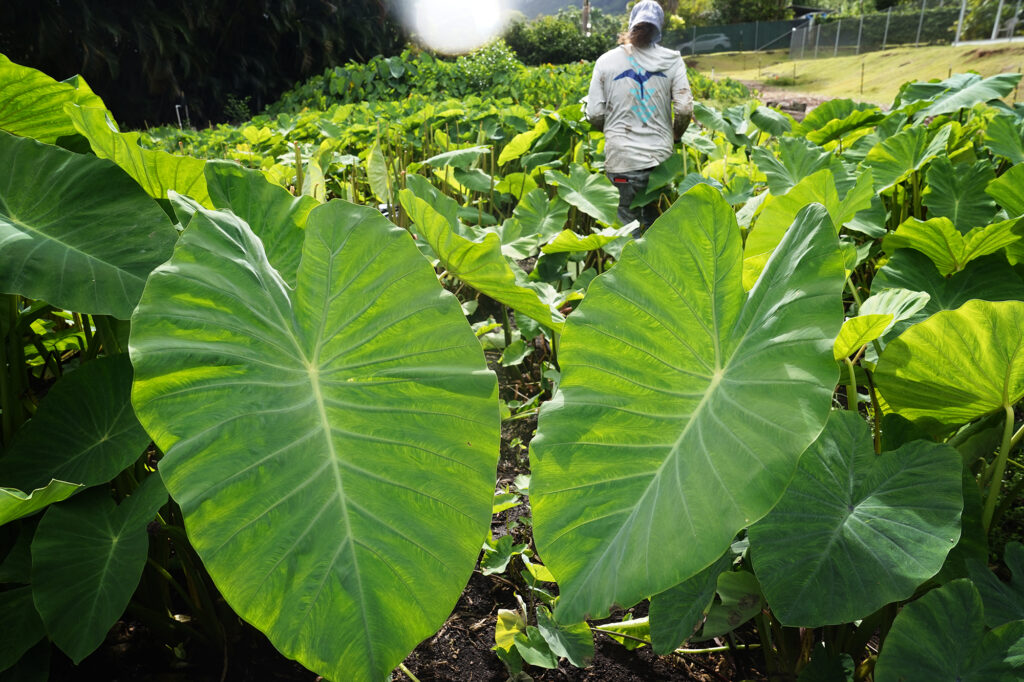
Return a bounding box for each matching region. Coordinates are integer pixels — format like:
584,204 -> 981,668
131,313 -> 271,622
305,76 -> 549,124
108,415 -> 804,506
407,0 -> 505,54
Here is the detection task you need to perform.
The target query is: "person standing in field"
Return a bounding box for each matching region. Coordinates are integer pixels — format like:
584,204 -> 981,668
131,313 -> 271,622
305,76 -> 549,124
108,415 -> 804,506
586,0 -> 692,235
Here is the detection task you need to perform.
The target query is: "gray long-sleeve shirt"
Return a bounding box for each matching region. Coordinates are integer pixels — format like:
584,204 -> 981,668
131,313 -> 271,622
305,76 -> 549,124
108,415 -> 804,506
586,44 -> 693,173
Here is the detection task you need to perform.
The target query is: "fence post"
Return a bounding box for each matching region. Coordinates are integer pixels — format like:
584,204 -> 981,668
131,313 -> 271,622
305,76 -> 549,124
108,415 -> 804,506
992,0 -> 1006,40
835,20 -> 842,56
857,15 -> 864,54
755,21 -> 759,51
814,24 -> 821,57
955,0 -> 968,44
801,26 -> 807,58
883,7 -> 892,49
916,0 -> 927,47
692,26 -> 697,56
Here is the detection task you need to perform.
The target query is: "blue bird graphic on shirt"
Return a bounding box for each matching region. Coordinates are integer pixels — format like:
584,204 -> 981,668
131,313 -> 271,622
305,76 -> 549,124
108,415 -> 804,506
614,69 -> 667,101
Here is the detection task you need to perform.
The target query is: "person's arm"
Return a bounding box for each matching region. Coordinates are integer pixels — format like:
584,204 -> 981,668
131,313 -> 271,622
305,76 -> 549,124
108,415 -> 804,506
672,61 -> 694,142
586,61 -> 607,132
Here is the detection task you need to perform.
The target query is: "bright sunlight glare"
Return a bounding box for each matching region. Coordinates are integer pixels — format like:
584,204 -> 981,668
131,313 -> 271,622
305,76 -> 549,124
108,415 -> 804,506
404,0 -> 506,55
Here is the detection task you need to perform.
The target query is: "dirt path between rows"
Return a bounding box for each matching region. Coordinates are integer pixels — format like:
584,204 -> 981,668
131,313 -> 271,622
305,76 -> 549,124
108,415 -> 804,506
738,80 -> 833,120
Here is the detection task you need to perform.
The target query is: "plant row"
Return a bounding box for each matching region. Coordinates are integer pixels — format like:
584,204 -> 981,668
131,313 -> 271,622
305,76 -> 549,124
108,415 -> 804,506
1,50 -> 1024,682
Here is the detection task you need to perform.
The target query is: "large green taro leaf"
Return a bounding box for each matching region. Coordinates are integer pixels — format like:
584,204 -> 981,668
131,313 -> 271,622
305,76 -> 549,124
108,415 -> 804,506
987,163 -> 1024,217
543,165 -> 619,226
649,550 -> 733,653
864,123 -> 952,193
66,104 -> 211,207
750,106 -> 793,137
875,299 -> 1024,431
874,579 -> 1024,681
31,475 -> 167,663
751,137 -> 837,196
129,200 -> 500,681
0,586 -> 45,672
984,115 -> 1024,165
0,130 -> 177,319
970,542 -> 1024,628
514,188 -> 570,240
872,250 -> 1024,320
0,356 -> 149,491
922,158 -> 997,232
204,160 -> 316,287
0,481 -> 83,527
743,168 -> 872,288
882,216 -> 1020,276
0,55 -> 104,143
792,99 -> 878,138
749,410 -> 962,626
913,73 -> 1021,120
531,185 -> 845,623
399,188 -> 564,332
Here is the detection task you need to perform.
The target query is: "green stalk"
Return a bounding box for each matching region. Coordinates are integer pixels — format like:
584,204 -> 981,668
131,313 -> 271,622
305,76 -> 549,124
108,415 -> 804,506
844,358 -> 858,412
910,170 -> 922,219
865,369 -> 883,454
397,663 -> 421,682
754,611 -> 780,677
293,141 -> 304,197
94,315 -> 123,355
679,643 -> 760,654
0,294 -> 27,447
982,403 -> 1018,532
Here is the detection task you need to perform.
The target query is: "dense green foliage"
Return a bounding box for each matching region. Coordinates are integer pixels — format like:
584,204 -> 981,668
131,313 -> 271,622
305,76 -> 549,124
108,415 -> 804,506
503,7 -> 621,65
3,46 -> 1024,682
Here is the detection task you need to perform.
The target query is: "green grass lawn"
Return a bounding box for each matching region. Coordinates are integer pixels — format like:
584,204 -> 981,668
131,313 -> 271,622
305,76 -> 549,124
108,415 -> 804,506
687,43 -> 1024,105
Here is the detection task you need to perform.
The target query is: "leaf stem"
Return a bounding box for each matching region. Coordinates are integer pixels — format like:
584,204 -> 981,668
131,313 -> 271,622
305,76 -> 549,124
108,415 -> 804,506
844,358 -> 858,412
678,643 -> 761,654
398,662 -> 421,682
982,403 -> 1017,532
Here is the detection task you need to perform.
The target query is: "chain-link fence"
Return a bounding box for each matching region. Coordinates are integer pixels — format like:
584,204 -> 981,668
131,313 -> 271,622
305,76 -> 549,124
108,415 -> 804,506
661,1 -> 1024,60
790,7 -> 962,59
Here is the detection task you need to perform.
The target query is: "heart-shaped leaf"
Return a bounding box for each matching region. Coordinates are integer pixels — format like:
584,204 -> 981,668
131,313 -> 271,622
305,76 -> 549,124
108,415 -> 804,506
744,168 -> 872,288
833,314 -> 893,360
876,299 -> 1024,430
531,185 -> 845,623
544,164 -> 619,225
513,188 -> 570,239
749,411 -> 962,626
969,542 -> 1024,628
0,356 -> 149,491
984,115 -> 1024,165
752,137 -> 836,196
649,550 -> 733,653
0,586 -> 45,672
130,200 -> 500,681
923,158 -> 997,232
883,216 -> 1020,275
987,163 -> 1024,217
31,475 -> 167,663
750,106 -> 793,137
0,131 -> 177,318
865,123 -> 952,193
872,251 -> 1024,320
914,73 -> 1021,120
874,579 -> 1024,681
